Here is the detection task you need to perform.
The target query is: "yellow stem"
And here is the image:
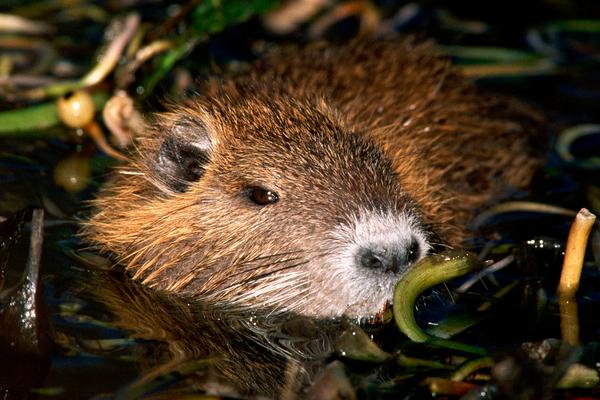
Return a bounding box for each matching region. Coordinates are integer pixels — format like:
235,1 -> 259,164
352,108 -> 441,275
558,208 -> 597,297
557,208 -> 596,345
559,297 -> 579,345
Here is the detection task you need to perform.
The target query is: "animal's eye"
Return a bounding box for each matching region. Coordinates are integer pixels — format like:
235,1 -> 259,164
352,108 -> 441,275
247,186 -> 279,206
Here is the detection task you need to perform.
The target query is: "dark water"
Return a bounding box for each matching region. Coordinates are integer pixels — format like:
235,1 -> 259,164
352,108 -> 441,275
1,1 -> 600,399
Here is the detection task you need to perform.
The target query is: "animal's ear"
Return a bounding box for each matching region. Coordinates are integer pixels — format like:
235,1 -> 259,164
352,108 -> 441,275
155,116 -> 213,193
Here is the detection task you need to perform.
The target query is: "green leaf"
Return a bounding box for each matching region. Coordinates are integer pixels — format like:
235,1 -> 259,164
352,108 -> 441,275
191,0 -> 280,35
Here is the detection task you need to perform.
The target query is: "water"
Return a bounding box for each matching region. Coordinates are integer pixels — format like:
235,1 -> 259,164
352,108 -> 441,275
1,1 -> 600,399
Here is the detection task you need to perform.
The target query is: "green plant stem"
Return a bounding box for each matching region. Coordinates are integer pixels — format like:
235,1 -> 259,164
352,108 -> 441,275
0,92 -> 108,135
393,250 -> 486,355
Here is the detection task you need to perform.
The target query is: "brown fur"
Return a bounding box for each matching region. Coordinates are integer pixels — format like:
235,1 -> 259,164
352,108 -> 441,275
82,39 -> 545,316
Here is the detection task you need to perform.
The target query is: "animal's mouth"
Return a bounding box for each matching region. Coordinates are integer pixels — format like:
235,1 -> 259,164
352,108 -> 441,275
297,209 -> 431,318
299,253 -> 426,319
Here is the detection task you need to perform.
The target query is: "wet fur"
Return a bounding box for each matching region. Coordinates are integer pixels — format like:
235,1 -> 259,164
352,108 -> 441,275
82,39 -> 545,316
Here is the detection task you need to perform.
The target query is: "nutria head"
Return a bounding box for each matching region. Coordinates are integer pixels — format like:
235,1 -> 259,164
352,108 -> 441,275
83,85 -> 432,317
83,38 -> 548,318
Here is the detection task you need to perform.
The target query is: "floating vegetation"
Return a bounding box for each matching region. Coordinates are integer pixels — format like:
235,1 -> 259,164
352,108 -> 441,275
443,45 -> 557,78
556,124 -> 600,170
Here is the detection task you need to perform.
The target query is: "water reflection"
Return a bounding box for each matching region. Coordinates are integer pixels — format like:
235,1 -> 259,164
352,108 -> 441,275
86,270 -> 343,398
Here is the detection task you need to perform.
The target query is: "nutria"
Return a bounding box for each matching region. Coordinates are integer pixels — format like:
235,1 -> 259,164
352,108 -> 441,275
82,39 -> 545,317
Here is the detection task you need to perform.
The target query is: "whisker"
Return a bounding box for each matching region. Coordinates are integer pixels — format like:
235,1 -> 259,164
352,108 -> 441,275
240,249 -> 305,263
229,248 -> 335,278
210,270 -> 310,308
234,274 -> 311,313
210,248 -> 337,313
230,254 -> 307,276
237,261 -> 310,286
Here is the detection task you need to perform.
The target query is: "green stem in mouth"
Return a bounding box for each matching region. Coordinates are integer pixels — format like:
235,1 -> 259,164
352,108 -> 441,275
393,250 -> 486,355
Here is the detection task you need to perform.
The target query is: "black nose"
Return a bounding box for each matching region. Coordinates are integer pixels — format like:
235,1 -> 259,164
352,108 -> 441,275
357,237 -> 422,274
